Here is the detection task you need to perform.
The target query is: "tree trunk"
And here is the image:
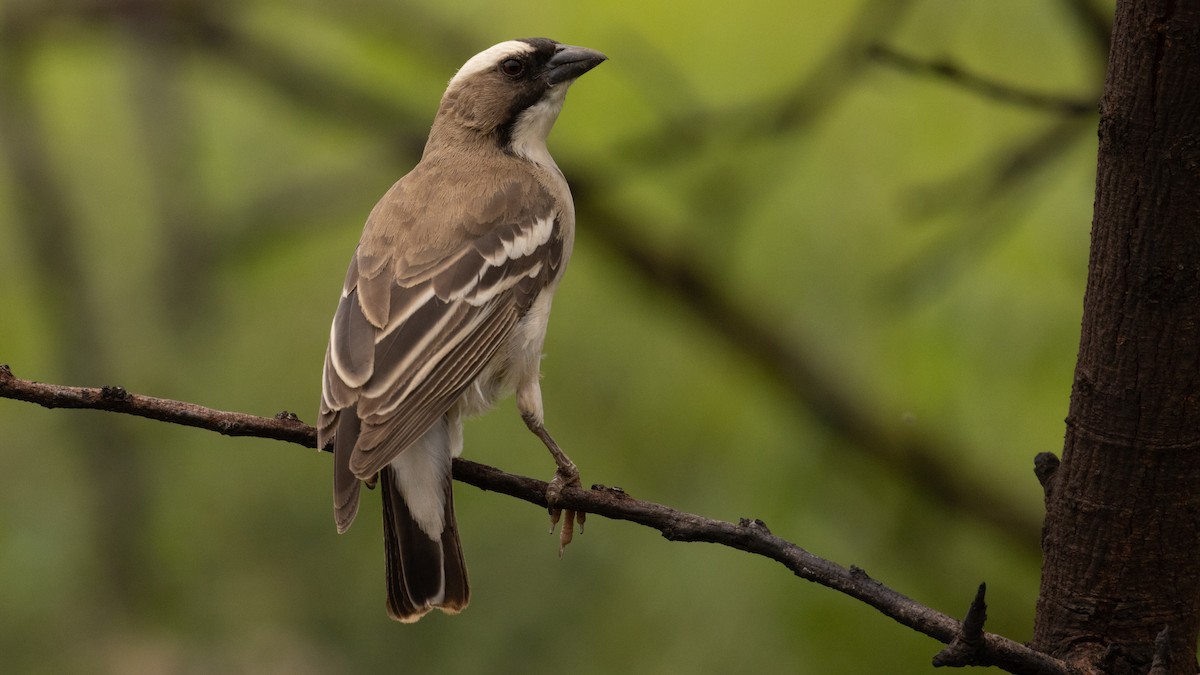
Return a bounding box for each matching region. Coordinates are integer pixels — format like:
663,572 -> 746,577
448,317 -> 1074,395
1032,2 -> 1200,674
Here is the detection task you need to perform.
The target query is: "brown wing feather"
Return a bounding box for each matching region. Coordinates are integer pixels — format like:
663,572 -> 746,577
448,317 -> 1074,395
320,165 -> 564,536
321,213 -> 564,483
350,299 -> 523,478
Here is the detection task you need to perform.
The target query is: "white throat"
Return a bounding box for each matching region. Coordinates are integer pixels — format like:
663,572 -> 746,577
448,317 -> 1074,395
510,85 -> 569,170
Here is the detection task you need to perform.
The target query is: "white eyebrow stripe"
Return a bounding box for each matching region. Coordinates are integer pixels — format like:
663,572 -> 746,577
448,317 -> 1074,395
448,40 -> 536,87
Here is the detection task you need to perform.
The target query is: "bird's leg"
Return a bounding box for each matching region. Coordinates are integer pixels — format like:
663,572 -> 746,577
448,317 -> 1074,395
522,412 -> 584,555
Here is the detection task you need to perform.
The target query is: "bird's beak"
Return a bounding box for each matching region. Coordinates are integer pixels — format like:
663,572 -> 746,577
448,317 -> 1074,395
546,44 -> 607,85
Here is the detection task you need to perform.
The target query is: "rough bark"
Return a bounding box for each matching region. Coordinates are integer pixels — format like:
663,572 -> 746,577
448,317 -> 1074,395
1032,2 -> 1200,674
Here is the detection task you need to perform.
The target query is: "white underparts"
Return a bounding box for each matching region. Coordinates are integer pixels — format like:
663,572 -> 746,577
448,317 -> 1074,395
391,419 -> 455,538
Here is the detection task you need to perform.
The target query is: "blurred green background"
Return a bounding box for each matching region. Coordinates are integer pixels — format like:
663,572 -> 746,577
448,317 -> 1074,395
0,0 -> 1111,672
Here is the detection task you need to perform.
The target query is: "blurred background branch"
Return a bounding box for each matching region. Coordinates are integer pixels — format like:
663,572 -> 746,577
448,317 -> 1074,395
866,44 -> 1095,116
0,0 -> 1109,673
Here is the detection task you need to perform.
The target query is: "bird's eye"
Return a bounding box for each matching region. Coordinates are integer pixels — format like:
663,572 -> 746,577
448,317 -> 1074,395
500,58 -> 524,77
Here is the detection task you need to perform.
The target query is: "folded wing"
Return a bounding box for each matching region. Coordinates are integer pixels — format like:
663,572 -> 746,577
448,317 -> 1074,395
318,208 -> 565,530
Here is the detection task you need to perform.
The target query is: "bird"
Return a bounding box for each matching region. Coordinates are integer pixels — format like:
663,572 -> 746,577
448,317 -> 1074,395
317,38 -> 606,622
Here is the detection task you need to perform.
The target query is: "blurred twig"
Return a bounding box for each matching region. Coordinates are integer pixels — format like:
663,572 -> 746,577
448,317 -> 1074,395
867,37 -> 1102,303
1058,0 -> 1113,66
621,0 -> 919,163
0,364 -> 1073,675
0,27 -> 154,618
886,117 -> 1095,302
867,44 -> 1096,116
2,0 -> 1040,545
175,5 -> 1049,545
574,191 -> 1043,544
120,3 -> 217,330
908,118 -> 1095,220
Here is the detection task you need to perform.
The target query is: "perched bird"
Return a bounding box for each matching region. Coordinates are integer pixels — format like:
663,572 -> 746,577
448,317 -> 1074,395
317,38 -> 606,622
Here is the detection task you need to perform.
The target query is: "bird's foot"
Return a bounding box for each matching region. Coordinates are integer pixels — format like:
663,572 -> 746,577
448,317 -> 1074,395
547,461 -> 585,557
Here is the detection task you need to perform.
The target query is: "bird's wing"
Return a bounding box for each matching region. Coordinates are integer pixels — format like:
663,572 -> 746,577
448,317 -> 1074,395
319,205 -> 566,483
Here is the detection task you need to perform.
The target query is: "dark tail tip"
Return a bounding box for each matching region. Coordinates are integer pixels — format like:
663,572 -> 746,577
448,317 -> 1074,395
380,466 -> 470,622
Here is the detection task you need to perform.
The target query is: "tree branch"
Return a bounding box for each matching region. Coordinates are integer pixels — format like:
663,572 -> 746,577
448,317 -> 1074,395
0,364 -> 315,448
620,0 -> 920,164
577,197 -> 1043,546
867,44 -> 1096,116
933,583 -> 990,667
0,0 -> 1039,546
0,364 -> 1072,675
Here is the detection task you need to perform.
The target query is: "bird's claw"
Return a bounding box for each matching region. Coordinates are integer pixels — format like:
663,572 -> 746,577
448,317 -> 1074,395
547,463 -> 584,557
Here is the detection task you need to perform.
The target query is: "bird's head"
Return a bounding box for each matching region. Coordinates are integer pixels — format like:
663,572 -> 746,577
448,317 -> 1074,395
430,38 -> 607,163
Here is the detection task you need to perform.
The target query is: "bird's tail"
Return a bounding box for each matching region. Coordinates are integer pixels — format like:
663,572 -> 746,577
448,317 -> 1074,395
378,426 -> 470,622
